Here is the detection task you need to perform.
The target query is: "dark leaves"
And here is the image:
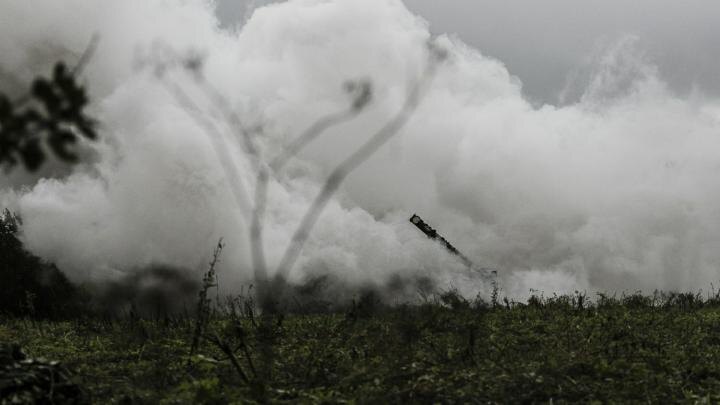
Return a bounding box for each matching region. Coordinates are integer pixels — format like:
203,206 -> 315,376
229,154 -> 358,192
48,129 -> 79,163
0,61 -> 97,171
18,137 -> 44,171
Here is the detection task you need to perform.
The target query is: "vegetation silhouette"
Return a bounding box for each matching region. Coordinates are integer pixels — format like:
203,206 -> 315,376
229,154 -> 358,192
0,36 -> 99,172
0,209 -> 82,318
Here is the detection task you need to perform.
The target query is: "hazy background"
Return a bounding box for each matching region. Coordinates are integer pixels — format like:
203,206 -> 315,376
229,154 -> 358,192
217,0 -> 720,104
1,0 -> 719,300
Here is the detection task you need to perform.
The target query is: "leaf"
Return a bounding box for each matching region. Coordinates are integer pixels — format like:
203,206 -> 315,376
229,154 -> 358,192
48,129 -> 78,163
19,138 -> 44,171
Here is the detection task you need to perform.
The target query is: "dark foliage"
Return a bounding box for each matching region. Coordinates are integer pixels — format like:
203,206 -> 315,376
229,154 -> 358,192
0,210 -> 82,318
0,62 -> 97,172
0,342 -> 86,404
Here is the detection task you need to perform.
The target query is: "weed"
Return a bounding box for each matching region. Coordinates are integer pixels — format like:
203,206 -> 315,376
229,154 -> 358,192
188,239 -> 223,365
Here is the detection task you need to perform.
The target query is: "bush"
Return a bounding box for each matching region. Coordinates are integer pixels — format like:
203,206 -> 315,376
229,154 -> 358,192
0,209 -> 82,318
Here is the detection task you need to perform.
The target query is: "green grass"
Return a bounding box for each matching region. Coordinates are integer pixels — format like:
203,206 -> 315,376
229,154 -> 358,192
3,292 -> 720,403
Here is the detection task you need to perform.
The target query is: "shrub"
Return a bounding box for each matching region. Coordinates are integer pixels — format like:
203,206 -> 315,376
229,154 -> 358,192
0,209 -> 82,318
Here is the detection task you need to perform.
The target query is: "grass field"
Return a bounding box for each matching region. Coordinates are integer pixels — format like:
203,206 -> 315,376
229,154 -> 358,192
3,290 -> 720,404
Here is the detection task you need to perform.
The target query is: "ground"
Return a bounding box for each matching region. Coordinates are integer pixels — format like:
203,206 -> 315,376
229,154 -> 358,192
2,291 -> 720,403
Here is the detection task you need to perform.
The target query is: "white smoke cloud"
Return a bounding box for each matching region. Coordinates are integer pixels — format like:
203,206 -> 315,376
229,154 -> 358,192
1,0 -> 719,299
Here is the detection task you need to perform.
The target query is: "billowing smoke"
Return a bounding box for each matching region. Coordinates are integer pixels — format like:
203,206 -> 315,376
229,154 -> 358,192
1,0 -> 719,300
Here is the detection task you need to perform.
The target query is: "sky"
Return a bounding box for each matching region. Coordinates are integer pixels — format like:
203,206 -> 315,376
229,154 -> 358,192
1,0 -> 719,300
216,0 -> 720,104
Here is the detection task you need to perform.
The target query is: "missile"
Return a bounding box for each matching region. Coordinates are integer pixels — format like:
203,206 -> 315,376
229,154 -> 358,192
409,213 -> 496,278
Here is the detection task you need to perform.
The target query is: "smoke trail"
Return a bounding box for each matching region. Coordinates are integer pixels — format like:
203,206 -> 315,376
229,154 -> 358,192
1,0 -> 719,299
